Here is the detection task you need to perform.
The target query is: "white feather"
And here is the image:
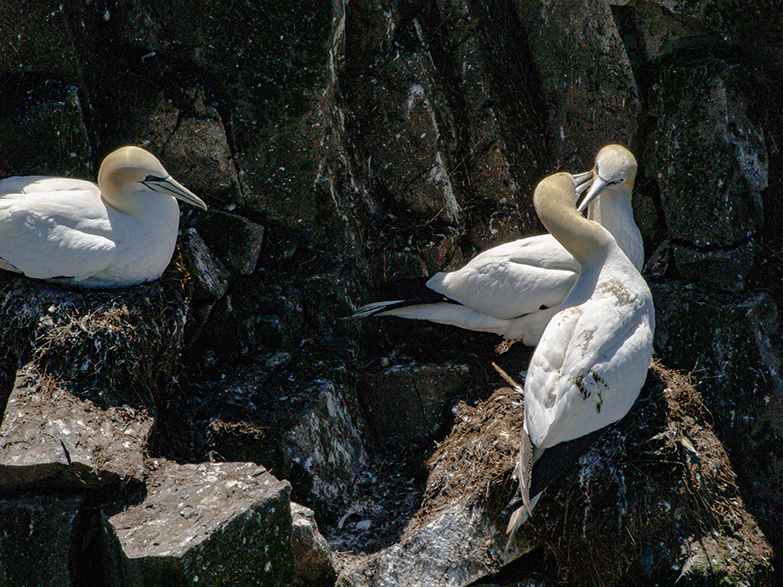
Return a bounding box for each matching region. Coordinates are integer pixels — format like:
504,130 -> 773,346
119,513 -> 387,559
0,146 -> 207,288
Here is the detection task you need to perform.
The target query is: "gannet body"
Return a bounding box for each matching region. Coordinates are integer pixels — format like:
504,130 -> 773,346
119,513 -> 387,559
354,145 -> 642,346
506,172 -> 654,541
0,146 -> 207,288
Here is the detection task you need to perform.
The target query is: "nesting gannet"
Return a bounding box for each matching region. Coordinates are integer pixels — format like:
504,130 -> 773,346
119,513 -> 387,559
505,172 -> 654,541
354,145 -> 641,346
0,146 -> 207,288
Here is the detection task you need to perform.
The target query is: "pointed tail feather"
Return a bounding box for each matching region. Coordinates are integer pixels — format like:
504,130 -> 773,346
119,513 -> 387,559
505,493 -> 541,548
352,299 -> 410,318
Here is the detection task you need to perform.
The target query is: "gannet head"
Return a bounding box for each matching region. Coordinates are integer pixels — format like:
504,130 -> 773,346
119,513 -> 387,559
98,146 -> 208,213
577,144 -> 637,213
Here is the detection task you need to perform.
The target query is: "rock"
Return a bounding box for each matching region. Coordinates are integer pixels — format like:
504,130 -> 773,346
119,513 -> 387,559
162,89 -> 240,204
0,2 -> 83,80
291,502 -> 337,586
0,364 -> 152,490
434,0 -> 518,208
337,502 -> 518,587
672,238 -> 760,292
651,282 -> 783,546
195,211 -> 265,275
179,228 -> 230,300
206,379 -> 368,518
108,459 -> 293,587
641,1 -> 783,73
652,58 -> 767,291
356,362 -> 470,448
513,0 -> 642,163
0,76 -> 92,179
278,381 -> 369,513
426,0 -> 547,251
344,21 -> 462,223
142,1 -> 341,235
0,493 -> 83,587
627,2 -> 707,62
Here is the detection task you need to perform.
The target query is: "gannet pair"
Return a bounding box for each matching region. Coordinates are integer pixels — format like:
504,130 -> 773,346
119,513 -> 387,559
505,172 -> 655,541
354,145 -> 642,347
0,146 -> 207,288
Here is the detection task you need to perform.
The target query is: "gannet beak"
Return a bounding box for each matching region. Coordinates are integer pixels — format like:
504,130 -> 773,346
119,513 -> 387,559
576,173 -> 612,213
572,171 -> 594,197
144,176 -> 208,211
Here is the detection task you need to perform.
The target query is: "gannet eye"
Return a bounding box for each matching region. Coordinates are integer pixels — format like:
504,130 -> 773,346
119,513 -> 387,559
145,175 -> 157,182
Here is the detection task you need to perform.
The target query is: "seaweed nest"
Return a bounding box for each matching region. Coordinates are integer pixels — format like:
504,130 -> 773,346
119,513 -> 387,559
0,259 -> 191,414
409,384 -> 522,535
402,359 -> 774,585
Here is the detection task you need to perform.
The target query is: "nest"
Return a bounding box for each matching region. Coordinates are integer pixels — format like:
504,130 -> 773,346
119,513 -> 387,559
0,259 -> 191,414
397,358 -> 773,585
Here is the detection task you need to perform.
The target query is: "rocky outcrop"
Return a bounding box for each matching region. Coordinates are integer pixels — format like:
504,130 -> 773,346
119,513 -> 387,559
1,0 -> 783,585
338,363 -> 774,586
107,460 -> 292,586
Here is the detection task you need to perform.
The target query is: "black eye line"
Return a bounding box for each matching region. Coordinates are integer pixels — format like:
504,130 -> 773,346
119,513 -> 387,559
596,170 -> 623,186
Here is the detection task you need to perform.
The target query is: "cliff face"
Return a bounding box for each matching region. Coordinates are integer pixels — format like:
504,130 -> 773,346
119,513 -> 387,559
0,1 -> 782,585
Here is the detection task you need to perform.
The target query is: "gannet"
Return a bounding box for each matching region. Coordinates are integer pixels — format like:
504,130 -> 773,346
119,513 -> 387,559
0,146 -> 207,288
505,172 -> 654,541
353,145 -> 641,346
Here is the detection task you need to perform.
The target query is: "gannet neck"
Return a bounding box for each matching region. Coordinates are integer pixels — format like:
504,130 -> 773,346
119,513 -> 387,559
534,173 -> 611,268
587,183 -> 644,270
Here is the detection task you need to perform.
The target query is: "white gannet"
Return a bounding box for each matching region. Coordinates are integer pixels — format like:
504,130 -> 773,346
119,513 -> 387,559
0,146 -> 207,288
353,145 -> 641,346
505,172 -> 654,541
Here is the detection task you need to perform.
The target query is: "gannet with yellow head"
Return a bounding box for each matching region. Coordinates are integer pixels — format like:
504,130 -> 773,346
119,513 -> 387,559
354,145 -> 641,347
0,146 -> 207,288
506,170 -> 654,541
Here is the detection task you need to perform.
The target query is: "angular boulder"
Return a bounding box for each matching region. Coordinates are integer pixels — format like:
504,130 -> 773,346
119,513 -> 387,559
108,460 -> 293,587
0,364 -> 152,490
292,502 -> 337,586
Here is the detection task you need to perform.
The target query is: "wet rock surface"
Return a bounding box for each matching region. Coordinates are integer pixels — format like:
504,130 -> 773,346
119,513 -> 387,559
1,0 -> 783,585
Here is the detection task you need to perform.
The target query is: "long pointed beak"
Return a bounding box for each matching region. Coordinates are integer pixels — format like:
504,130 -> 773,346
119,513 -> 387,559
572,170 -> 594,198
576,174 -> 612,213
145,176 -> 208,210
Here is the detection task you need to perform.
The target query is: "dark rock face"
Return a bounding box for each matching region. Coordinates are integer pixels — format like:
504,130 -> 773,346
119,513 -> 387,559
1,0 -> 783,585
653,58 -> 767,291
0,364 -> 152,490
357,362 -> 471,448
0,493 -> 83,587
514,0 -> 643,164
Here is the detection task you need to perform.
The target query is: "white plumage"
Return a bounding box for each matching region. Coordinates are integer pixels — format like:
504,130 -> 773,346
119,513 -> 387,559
0,146 -> 207,288
506,171 -> 655,540
354,145 -> 642,346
